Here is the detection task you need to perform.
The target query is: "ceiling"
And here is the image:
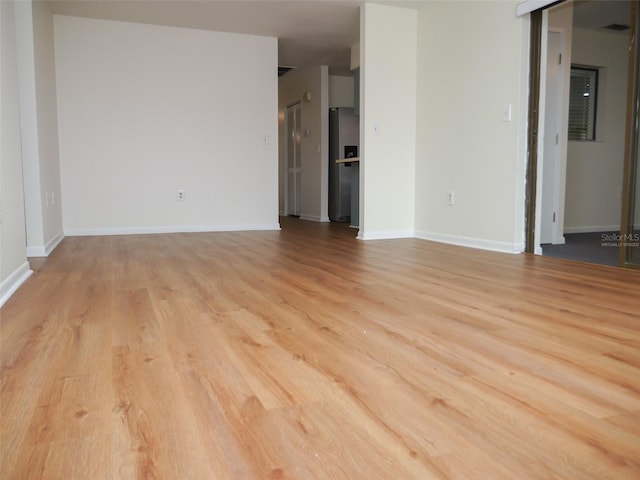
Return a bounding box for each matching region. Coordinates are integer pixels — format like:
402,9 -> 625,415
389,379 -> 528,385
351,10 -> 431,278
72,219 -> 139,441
50,0 -> 429,75
572,0 -> 633,34
50,0 -> 635,76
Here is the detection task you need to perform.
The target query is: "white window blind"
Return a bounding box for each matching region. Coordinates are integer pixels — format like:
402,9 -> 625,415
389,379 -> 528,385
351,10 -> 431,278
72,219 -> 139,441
568,67 -> 598,141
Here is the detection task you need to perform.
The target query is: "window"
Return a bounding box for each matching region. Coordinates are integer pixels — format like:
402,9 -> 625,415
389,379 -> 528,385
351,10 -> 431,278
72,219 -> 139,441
568,66 -> 598,141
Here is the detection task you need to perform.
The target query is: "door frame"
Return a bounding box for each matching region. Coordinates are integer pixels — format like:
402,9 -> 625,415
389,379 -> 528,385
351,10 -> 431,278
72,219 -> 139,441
524,8 -> 543,253
540,26 -> 568,247
619,0 -> 640,268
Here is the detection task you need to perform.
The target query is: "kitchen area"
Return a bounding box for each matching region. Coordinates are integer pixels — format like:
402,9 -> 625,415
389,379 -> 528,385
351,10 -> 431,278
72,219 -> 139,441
329,107 -> 360,228
278,67 -> 360,229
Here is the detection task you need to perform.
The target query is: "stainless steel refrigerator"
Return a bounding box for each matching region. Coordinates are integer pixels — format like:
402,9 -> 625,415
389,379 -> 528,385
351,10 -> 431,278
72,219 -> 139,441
329,108 -> 359,222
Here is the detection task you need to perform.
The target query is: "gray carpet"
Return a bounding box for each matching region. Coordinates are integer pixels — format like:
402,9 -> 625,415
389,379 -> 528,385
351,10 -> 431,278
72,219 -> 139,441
542,231 -> 620,267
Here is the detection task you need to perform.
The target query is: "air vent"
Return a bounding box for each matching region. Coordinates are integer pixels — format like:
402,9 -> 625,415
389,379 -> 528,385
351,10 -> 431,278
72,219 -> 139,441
603,23 -> 630,31
278,66 -> 296,77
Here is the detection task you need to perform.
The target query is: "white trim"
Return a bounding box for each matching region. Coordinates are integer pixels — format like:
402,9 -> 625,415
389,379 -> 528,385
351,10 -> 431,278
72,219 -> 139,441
357,230 -> 414,240
516,0 -> 558,16
45,232 -> 65,254
0,262 -> 33,307
64,224 -> 281,236
26,232 -> 64,257
299,214 -> 330,223
537,236 -> 566,249
564,225 -> 620,234
415,230 -> 525,254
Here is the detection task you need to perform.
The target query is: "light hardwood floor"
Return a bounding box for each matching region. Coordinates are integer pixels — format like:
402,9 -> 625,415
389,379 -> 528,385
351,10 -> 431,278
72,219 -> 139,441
1,217 -> 639,479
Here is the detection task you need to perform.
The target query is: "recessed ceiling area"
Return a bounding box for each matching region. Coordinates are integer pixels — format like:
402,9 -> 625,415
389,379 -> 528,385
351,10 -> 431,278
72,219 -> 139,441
51,0 -> 429,75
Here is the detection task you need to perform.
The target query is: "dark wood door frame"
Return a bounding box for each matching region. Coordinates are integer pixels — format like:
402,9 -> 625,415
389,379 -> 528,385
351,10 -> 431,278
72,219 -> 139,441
620,0 -> 639,268
524,9 -> 543,254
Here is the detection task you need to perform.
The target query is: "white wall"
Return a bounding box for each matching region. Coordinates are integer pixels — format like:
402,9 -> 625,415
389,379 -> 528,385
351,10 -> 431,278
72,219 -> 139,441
55,15 -> 279,234
329,75 -> 354,109
350,43 -> 360,70
1,0 -> 32,306
359,3 -> 417,239
564,28 -> 629,233
15,2 -> 43,252
415,1 -> 529,253
278,66 -> 329,222
16,0 -> 63,257
33,1 -> 63,249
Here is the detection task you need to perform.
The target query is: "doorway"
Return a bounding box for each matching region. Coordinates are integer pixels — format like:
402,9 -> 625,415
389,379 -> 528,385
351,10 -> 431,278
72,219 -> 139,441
528,0 -> 637,268
285,103 -> 301,217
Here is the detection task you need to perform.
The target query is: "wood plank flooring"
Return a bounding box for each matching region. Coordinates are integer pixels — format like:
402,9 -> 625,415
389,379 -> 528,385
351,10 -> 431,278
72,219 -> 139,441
1,217 -> 639,479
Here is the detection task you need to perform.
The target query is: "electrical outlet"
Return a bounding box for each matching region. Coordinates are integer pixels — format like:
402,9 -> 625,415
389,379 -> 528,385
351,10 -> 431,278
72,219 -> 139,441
177,189 -> 185,201
447,190 -> 455,206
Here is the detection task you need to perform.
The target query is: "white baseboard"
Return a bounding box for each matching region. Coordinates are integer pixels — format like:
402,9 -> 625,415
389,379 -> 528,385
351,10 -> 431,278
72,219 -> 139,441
357,230 -> 414,240
535,236 -> 565,253
415,230 -> 524,254
564,225 -> 620,234
64,223 -> 281,236
0,262 -> 33,308
46,232 -> 65,254
299,214 -> 330,223
26,232 -> 64,257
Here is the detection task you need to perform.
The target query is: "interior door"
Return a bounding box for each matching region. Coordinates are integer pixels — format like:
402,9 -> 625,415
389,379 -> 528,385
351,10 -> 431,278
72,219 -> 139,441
286,103 -> 301,216
541,30 -> 563,245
